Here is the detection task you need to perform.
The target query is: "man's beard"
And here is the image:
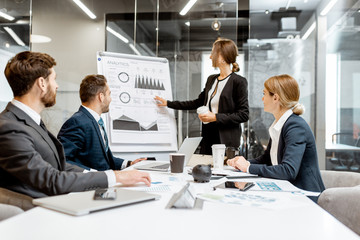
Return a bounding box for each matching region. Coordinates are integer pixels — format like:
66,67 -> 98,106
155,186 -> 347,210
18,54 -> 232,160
101,103 -> 110,113
41,88 -> 56,108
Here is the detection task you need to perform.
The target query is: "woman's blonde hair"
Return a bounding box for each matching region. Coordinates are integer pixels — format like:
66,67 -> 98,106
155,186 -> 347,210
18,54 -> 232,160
264,74 -> 305,115
212,38 -> 239,72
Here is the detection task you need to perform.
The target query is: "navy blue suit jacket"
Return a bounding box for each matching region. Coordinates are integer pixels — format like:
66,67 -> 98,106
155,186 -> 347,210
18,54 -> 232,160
58,106 -> 124,171
249,114 -> 325,193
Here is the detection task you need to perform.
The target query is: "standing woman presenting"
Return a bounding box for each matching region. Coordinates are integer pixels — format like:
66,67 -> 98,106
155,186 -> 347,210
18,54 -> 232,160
155,38 -> 249,154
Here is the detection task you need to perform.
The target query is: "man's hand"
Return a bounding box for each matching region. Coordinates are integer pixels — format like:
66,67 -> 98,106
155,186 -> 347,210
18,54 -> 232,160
114,169 -> 151,186
130,158 -> 147,165
198,111 -> 216,123
226,156 -> 250,173
154,96 -> 167,107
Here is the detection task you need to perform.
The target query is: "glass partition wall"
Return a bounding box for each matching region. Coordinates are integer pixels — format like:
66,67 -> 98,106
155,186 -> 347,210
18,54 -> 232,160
324,0 -> 360,171
0,0 -> 31,111
248,1 -> 319,159
106,0 -> 247,148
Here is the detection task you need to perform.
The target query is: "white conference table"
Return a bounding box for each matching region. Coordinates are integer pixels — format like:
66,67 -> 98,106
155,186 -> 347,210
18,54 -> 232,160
326,143 -> 360,152
0,159 -> 359,240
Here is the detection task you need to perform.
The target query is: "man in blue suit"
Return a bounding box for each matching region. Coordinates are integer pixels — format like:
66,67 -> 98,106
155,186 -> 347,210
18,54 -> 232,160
58,74 -> 146,171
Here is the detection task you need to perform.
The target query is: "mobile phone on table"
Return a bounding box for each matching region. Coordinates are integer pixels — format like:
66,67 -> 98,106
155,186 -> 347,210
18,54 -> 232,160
216,181 -> 255,191
93,188 -> 117,200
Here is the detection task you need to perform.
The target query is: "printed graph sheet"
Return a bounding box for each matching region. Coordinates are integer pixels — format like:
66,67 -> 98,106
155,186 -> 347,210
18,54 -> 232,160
97,52 -> 177,152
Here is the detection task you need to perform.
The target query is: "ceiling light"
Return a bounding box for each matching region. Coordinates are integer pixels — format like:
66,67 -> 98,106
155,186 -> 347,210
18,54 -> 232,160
129,43 -> 141,56
265,10 -> 269,14
301,22 -> 316,40
0,11 -> 15,21
72,0 -> 96,19
185,21 -> 190,27
285,0 -> 292,9
5,42 -> 10,48
4,27 -> 25,46
106,26 -> 129,43
180,0 -> 197,16
31,34 -> 52,43
320,0 -> 338,16
211,19 -> 221,31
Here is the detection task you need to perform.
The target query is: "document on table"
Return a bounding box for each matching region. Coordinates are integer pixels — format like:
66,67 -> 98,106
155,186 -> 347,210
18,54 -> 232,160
211,178 -> 320,196
122,173 -> 187,192
126,185 -> 172,192
197,189 -> 291,209
211,166 -> 257,177
198,190 -> 310,210
249,179 -> 320,196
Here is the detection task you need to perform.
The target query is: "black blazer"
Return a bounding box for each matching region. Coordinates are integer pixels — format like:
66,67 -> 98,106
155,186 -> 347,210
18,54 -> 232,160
0,103 -> 108,198
58,106 -> 124,171
167,73 -> 249,148
249,114 -> 325,193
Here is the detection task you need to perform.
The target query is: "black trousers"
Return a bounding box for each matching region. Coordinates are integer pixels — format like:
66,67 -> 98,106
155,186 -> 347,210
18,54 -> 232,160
200,122 -> 221,155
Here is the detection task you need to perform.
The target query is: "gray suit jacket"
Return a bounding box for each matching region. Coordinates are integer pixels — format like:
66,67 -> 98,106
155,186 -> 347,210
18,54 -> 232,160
0,103 -> 108,198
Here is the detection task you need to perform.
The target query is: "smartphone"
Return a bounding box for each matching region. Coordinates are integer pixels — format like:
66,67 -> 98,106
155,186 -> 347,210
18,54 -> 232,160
216,181 -> 255,191
93,188 -> 117,200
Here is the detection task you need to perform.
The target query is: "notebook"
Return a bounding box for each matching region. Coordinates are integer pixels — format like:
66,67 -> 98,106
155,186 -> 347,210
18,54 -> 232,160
33,188 -> 160,216
134,137 -> 202,172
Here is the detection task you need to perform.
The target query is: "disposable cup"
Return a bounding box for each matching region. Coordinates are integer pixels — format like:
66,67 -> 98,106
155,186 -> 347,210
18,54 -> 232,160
170,153 -> 185,173
212,144 -> 226,170
197,106 -> 209,124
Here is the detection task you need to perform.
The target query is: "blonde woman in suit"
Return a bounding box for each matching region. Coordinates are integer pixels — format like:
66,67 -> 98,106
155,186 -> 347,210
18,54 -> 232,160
227,74 -> 325,197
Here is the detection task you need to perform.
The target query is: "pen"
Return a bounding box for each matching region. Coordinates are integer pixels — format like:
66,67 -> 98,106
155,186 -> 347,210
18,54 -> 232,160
212,173 -> 228,177
210,175 -> 261,180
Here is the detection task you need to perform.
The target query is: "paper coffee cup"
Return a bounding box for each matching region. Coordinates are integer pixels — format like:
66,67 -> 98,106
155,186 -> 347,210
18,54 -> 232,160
170,153 -> 185,173
212,144 -> 226,170
197,106 -> 209,124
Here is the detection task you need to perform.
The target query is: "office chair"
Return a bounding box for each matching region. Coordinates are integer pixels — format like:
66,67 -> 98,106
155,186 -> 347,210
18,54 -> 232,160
318,170 -> 360,235
329,132 -> 357,171
0,204 -> 24,221
0,188 -> 34,211
349,137 -> 360,172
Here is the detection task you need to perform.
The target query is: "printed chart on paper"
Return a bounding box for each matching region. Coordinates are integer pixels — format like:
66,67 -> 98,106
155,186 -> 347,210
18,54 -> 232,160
97,52 -> 177,152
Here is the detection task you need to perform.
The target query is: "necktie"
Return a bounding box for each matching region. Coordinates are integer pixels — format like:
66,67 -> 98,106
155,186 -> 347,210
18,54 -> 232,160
40,120 -> 48,132
98,118 -> 109,152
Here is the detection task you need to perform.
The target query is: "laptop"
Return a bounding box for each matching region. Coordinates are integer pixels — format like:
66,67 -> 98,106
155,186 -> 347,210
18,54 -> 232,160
33,189 -> 160,216
134,137 -> 202,172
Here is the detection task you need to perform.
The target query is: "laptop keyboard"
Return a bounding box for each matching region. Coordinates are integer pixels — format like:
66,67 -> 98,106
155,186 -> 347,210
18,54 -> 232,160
152,163 -> 170,169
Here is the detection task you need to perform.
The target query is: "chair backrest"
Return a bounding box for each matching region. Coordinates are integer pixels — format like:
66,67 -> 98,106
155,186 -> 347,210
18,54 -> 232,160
332,132 -> 356,145
0,203 -> 24,221
0,188 -> 34,211
320,170 -> 360,189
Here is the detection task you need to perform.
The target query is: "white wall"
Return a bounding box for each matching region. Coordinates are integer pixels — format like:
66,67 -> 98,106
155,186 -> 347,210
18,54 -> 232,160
31,0 -> 130,134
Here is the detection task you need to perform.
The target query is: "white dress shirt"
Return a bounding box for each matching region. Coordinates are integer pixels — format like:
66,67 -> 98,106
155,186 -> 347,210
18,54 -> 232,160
12,99 -> 41,125
268,109 -> 293,166
11,99 -> 116,187
206,74 -> 231,114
